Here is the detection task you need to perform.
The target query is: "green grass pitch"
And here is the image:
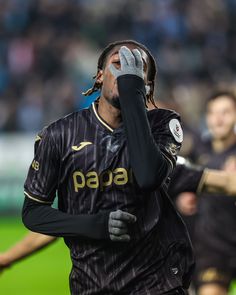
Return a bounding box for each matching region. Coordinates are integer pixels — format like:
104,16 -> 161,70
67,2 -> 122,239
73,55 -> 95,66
0,216 -> 71,295
1,216 -> 236,295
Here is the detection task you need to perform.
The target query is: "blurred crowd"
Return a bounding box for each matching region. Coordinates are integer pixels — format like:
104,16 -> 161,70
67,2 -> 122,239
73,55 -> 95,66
0,0 -> 236,133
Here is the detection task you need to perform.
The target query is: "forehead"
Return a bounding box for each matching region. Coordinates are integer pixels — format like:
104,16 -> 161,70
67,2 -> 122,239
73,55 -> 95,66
207,96 -> 236,111
107,44 -> 149,64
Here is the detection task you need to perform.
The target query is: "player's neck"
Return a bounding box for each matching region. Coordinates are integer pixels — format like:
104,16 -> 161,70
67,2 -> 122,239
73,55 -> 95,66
212,133 -> 236,153
97,98 -> 122,129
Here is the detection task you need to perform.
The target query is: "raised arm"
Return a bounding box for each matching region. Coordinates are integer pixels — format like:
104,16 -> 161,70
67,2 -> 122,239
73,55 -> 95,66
168,156 -> 236,198
109,46 -> 182,190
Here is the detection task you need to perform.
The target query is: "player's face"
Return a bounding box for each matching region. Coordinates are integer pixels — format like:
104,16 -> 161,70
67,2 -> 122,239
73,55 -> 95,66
97,44 -> 149,107
206,96 -> 236,140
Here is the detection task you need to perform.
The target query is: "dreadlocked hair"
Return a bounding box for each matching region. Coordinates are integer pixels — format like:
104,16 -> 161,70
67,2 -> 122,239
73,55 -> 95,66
82,40 -> 158,108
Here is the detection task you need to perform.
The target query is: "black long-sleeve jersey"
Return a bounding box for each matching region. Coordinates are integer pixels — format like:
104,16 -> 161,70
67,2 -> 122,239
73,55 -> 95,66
190,138 -> 236,267
168,157 -> 204,199
24,76 -> 194,294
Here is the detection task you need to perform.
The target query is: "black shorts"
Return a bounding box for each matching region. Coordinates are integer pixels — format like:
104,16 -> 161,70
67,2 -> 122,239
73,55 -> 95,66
193,250 -> 236,289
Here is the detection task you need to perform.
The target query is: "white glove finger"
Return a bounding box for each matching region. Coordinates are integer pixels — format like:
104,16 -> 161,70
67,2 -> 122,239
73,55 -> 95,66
119,46 -> 135,68
110,210 -> 137,223
109,219 -> 127,229
110,234 -> 130,242
109,64 -> 119,79
109,227 -> 128,235
132,49 -> 143,71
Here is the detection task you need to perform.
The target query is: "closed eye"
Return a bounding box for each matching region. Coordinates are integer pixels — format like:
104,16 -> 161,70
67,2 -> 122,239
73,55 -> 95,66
113,60 -> 121,69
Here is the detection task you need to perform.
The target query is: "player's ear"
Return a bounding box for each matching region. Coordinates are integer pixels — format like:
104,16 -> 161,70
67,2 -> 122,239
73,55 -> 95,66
95,70 -> 103,86
145,85 -> 151,96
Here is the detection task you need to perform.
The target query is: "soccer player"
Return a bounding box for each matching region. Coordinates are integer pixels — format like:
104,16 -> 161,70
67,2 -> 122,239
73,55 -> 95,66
184,91 -> 236,295
22,40 -> 194,294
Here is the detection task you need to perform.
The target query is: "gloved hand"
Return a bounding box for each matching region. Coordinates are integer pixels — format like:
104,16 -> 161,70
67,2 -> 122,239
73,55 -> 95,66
108,209 -> 137,242
109,46 -> 144,80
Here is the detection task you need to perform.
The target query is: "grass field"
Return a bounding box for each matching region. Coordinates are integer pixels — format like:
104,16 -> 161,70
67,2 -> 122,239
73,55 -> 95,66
0,216 -> 71,295
1,216 -> 236,295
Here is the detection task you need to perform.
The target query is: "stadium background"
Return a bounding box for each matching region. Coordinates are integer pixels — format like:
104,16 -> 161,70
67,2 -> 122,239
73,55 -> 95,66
0,0 -> 236,294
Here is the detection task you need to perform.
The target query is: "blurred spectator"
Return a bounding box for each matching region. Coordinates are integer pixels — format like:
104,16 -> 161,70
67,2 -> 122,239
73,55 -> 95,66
0,0 -> 236,133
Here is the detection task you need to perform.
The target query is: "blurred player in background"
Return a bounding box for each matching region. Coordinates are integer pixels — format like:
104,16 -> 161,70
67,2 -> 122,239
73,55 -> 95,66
175,91 -> 236,295
21,40 -> 195,294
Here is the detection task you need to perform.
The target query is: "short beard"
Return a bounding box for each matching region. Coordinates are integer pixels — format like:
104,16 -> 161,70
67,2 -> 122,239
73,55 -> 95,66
104,96 -> 121,109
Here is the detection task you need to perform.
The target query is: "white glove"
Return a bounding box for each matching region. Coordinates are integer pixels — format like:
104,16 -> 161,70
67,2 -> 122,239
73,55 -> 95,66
109,209 -> 136,242
109,46 -> 144,80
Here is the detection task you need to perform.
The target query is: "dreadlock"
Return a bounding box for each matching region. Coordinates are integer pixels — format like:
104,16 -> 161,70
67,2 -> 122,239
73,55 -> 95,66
82,40 -> 157,108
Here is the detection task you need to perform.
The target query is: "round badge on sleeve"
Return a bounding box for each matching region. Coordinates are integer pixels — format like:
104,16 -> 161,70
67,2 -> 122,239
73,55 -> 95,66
169,119 -> 183,143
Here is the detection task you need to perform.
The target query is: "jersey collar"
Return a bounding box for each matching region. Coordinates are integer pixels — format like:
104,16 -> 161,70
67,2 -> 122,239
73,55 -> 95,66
91,102 -> 114,133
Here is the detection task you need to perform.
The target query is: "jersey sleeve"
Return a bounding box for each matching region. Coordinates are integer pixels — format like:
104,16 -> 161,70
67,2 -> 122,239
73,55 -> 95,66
24,127 -> 60,204
151,111 -> 183,171
117,75 -> 179,190
168,157 -> 204,199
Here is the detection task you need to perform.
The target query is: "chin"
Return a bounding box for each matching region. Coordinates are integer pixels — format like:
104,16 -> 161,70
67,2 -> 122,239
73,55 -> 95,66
105,95 -> 121,109
214,133 -> 230,140
111,96 -> 121,109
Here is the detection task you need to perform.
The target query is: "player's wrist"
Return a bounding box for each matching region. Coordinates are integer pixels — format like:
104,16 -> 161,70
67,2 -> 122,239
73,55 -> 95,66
225,172 -> 236,196
201,169 -> 228,194
117,75 -> 146,102
0,253 -> 12,268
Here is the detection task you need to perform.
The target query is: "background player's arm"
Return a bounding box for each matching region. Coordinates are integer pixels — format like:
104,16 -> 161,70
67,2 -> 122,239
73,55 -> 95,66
168,158 -> 204,199
168,157 -> 236,199
0,232 -> 56,273
169,158 -> 236,216
110,46 -> 174,190
198,169 -> 236,196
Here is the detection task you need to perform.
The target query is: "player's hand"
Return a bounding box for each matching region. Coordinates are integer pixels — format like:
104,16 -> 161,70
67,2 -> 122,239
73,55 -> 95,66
175,192 -> 197,216
109,210 -> 137,242
0,253 -> 11,274
109,46 -> 144,80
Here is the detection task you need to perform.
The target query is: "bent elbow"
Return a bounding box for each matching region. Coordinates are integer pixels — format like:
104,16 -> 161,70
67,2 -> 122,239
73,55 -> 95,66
22,204 -> 40,232
22,211 -> 35,232
22,196 -> 43,232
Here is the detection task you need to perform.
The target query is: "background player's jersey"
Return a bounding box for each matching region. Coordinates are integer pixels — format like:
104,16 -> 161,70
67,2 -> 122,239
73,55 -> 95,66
24,102 -> 194,294
193,138 -> 236,264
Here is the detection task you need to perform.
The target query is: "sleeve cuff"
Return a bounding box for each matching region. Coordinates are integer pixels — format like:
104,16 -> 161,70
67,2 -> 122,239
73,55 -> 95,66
196,169 -> 208,194
24,190 -> 53,205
